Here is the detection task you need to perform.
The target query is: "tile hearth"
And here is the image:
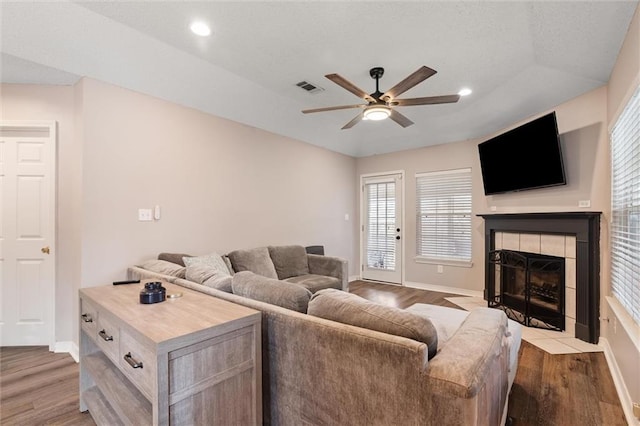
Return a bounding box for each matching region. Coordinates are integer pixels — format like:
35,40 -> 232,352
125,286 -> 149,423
445,296 -> 603,355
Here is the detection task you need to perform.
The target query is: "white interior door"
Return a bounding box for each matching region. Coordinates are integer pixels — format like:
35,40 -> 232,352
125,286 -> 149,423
361,173 -> 403,284
0,121 -> 56,348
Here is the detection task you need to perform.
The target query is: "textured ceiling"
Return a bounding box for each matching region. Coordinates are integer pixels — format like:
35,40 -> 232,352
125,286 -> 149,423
1,1 -> 637,157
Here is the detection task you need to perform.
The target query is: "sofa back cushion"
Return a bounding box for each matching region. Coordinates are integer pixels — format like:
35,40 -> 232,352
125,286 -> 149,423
139,259 -> 186,278
183,253 -> 233,292
158,252 -> 192,267
232,271 -> 312,313
308,289 -> 438,359
228,247 -> 278,279
268,245 -> 310,279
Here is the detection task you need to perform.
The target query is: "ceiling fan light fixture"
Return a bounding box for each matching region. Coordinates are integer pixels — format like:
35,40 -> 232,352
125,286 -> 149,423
364,106 -> 391,121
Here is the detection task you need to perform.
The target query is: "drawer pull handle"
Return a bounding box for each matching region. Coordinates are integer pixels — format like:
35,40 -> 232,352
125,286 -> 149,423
81,313 -> 93,323
124,352 -> 143,369
98,329 -> 113,342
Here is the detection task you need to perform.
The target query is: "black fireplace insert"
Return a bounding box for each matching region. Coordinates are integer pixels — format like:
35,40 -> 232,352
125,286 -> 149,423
488,249 -> 565,331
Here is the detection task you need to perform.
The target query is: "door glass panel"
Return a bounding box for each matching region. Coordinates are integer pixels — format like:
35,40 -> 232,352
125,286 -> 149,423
366,182 -> 396,271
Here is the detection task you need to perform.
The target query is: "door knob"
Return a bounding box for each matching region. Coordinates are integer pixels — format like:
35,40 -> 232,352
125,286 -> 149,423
41,246 -> 50,254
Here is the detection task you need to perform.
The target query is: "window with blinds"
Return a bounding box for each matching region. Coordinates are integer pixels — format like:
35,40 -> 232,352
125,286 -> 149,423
416,168 -> 472,264
365,181 -> 396,270
610,84 -> 640,324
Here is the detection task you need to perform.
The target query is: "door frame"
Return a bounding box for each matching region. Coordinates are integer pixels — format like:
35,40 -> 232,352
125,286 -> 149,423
359,170 -> 405,285
1,120 -> 57,350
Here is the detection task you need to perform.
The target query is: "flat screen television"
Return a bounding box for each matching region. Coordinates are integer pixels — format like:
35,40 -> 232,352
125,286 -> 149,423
478,111 -> 566,195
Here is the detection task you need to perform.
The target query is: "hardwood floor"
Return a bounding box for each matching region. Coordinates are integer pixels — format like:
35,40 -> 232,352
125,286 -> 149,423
0,346 -> 95,425
1,281 -> 627,425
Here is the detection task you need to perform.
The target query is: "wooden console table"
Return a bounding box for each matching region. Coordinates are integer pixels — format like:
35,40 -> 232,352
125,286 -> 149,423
79,281 -> 261,425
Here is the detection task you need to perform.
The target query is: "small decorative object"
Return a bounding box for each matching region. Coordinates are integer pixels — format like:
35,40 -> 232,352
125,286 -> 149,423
139,281 -> 166,304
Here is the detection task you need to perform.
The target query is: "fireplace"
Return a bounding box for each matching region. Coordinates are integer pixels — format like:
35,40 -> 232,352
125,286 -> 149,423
479,212 -> 601,344
489,249 -> 565,331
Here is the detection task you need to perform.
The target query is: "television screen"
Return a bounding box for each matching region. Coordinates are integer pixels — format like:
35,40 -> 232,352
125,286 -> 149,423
478,112 -> 566,195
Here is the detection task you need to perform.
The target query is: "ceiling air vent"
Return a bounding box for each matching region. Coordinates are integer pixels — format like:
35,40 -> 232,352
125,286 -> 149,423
296,80 -> 324,94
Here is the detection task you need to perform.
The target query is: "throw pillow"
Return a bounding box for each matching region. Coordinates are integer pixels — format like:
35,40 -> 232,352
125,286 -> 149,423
231,271 -> 312,313
158,252 -> 193,267
268,245 -> 310,279
308,289 -> 438,360
183,252 -> 231,276
139,259 -> 186,278
227,247 -> 278,279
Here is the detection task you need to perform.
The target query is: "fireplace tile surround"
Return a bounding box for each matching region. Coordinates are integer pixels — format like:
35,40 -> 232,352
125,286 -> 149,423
479,212 -> 601,344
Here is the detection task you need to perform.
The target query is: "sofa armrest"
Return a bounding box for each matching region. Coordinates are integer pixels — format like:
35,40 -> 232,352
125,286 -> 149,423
307,254 -> 349,291
424,308 -> 511,424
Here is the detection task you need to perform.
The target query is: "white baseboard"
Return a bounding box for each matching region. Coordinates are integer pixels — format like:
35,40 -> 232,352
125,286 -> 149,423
404,281 -> 483,298
599,337 -> 640,425
54,341 -> 79,363
348,275 -> 360,283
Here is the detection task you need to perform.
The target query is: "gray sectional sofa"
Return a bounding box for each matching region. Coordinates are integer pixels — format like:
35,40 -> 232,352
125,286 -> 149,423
127,245 -> 517,425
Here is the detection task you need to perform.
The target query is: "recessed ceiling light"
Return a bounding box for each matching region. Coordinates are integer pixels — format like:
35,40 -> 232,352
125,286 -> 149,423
458,88 -> 472,97
190,21 -> 211,37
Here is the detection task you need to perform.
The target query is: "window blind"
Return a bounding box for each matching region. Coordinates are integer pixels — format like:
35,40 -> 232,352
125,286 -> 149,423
365,181 -> 396,270
610,84 -> 640,324
416,168 -> 472,262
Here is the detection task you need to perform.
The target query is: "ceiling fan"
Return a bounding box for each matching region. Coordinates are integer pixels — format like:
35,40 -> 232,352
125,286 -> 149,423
302,66 -> 460,129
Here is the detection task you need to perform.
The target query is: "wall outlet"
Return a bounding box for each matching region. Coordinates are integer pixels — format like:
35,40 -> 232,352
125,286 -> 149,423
633,402 -> 640,419
344,213 -> 349,221
490,206 -> 497,212
138,208 -> 153,221
437,265 -> 443,273
578,200 -> 591,208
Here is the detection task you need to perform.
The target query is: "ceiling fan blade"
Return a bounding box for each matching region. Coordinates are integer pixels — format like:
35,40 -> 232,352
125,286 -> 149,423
302,104 -> 365,114
394,94 -> 460,106
326,74 -> 376,103
341,112 -> 364,130
389,109 -> 414,128
381,66 -> 437,101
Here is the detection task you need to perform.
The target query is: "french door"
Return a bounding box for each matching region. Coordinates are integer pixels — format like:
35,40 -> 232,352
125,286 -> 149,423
0,121 -> 56,348
361,173 -> 403,284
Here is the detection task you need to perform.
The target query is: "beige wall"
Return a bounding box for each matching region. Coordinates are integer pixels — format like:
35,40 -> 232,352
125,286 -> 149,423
2,78 -> 358,346
78,78 -> 358,287
356,86 -> 610,294
604,3 -> 640,412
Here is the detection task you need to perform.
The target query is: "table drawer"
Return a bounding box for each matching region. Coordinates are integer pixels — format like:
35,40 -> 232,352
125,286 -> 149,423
119,329 -> 155,400
80,298 -> 98,336
95,311 -> 120,363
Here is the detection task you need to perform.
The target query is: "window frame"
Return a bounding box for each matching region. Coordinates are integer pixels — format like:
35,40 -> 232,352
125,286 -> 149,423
610,84 -> 640,325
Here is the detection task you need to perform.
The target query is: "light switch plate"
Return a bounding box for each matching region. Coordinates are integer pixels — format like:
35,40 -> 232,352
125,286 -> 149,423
578,200 -> 591,208
138,208 -> 153,221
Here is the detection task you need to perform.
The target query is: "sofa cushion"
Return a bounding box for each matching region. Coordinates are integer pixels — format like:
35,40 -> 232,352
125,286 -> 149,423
183,252 -> 232,275
268,245 -> 310,279
308,289 -> 438,359
232,271 -> 312,313
284,274 -> 341,293
139,259 -> 186,278
228,247 -> 278,279
158,252 -> 193,267
185,263 -> 232,292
